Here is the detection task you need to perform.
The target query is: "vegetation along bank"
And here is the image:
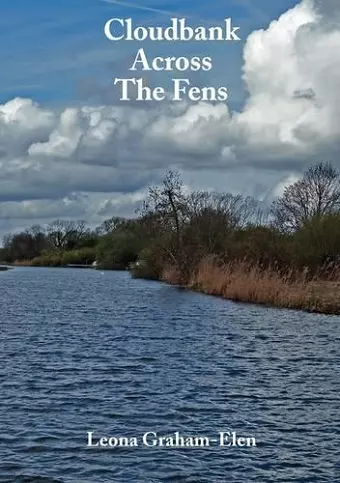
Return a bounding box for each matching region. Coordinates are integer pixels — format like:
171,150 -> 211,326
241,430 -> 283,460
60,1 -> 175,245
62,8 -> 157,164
2,162 -> 340,314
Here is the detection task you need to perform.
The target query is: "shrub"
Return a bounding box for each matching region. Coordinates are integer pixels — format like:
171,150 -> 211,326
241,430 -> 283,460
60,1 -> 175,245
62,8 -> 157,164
96,230 -> 141,269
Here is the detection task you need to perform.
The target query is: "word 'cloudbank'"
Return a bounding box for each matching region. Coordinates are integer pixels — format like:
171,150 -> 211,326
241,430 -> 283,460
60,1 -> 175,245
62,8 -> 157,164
104,18 -> 241,42
104,17 -> 241,102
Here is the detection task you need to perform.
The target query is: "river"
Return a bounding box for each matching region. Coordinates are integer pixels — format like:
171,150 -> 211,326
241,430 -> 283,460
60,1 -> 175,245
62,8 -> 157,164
0,268 -> 339,482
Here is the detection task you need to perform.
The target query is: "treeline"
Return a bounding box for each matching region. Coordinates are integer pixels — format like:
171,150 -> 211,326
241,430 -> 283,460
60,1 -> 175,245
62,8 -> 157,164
2,162 -> 340,286
130,162 -> 340,282
0,218 -> 142,269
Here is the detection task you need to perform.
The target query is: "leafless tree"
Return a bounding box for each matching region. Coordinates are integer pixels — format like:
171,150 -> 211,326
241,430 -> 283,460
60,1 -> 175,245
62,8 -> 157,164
271,162 -> 340,232
140,170 -> 188,267
47,220 -> 89,249
47,220 -> 75,249
96,217 -> 127,235
188,191 -> 259,228
144,171 -> 187,244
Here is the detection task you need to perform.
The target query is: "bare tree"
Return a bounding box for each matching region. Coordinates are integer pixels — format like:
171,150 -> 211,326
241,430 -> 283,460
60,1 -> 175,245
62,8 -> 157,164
46,220 -> 89,249
271,162 -> 340,232
188,192 -> 259,228
47,220 -> 75,249
183,192 -> 260,257
27,224 -> 45,238
141,170 -> 188,267
73,220 -> 89,241
144,170 -> 187,246
96,217 -> 127,235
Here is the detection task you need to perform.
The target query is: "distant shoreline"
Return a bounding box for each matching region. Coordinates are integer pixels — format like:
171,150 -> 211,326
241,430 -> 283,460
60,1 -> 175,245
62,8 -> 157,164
4,261 -> 340,315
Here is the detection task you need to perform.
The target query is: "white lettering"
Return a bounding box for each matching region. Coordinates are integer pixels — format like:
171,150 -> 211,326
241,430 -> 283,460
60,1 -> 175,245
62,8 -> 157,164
87,431 -> 99,447
114,78 -> 136,101
130,48 -> 152,71
104,18 -> 241,42
143,432 -> 158,446
173,78 -> 190,101
104,18 -> 124,41
225,18 -> 241,41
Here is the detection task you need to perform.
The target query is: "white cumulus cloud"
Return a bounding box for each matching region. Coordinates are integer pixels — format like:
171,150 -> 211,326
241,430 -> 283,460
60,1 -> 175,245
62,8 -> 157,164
0,0 -> 339,235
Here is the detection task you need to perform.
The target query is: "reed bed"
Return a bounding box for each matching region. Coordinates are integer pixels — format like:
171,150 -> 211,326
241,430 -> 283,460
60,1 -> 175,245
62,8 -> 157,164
12,259 -> 33,267
162,258 -> 340,314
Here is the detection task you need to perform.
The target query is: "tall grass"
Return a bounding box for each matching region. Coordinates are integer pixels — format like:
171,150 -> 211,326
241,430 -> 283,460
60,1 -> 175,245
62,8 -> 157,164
162,257 -> 340,314
12,260 -> 33,267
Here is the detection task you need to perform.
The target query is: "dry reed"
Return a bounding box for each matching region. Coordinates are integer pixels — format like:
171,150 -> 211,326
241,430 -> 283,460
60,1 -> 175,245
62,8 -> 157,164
12,260 -> 33,267
162,257 -> 340,314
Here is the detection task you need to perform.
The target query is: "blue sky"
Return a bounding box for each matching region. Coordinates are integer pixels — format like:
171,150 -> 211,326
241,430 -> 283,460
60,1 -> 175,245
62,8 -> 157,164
2,0 -> 338,237
0,0 -> 298,106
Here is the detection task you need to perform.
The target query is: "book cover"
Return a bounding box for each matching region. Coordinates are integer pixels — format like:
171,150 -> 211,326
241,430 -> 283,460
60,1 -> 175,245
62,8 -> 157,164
0,1 -> 339,482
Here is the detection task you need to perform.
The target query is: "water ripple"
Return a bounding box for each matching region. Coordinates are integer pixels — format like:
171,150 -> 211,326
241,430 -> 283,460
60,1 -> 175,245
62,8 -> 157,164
0,267 -> 339,482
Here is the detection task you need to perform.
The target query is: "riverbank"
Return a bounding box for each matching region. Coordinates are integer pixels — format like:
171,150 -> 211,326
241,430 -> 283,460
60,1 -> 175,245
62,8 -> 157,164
5,260 -> 340,314
8,260 -> 126,270
160,259 -> 340,315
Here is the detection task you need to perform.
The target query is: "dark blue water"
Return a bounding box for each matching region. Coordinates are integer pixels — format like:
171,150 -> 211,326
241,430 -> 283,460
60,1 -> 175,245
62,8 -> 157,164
0,268 -> 339,483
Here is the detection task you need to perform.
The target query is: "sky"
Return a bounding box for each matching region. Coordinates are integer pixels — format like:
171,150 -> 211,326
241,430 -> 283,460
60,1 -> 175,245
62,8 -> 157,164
0,0 -> 339,237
